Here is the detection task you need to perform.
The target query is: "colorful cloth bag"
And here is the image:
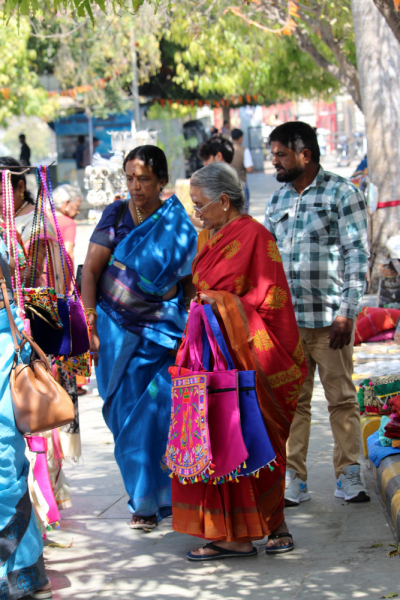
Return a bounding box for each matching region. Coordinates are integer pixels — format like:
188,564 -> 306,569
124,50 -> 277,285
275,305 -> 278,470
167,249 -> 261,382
166,303 -> 248,482
202,304 -> 276,476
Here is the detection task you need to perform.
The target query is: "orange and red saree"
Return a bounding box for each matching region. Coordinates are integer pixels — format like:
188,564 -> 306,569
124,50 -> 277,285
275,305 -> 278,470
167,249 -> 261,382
171,215 -> 307,542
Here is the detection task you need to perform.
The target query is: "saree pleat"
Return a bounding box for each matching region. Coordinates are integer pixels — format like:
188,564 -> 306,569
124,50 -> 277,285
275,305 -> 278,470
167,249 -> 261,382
172,215 -> 307,541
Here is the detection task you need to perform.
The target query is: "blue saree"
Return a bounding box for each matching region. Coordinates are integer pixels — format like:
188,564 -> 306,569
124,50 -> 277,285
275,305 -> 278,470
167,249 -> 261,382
93,196 -> 197,519
0,241 -> 48,599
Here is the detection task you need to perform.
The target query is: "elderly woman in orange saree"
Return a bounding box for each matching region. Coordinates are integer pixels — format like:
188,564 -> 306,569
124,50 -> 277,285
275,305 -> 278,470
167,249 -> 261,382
171,163 -> 307,560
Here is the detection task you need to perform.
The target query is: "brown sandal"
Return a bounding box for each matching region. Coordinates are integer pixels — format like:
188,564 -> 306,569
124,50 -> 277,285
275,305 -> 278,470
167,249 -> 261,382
129,514 -> 157,530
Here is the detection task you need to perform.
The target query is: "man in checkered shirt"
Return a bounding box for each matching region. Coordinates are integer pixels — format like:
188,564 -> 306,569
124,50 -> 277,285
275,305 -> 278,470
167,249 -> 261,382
264,122 -> 370,506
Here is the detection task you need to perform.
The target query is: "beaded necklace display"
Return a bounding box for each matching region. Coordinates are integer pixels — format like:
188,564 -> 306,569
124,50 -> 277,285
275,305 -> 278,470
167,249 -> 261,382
38,166 -> 90,331
1,171 -> 25,317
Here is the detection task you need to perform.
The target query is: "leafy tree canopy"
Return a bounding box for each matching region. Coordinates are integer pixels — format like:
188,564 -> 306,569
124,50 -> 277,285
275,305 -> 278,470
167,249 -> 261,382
166,2 -> 340,104
0,14 -> 58,125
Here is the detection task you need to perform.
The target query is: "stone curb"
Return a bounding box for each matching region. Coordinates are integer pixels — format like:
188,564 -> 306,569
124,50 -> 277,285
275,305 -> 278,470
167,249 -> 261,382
373,454 -> 400,541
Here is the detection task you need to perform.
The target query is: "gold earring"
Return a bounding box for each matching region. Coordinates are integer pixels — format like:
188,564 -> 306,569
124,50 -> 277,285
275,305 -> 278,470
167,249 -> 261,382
21,192 -> 24,201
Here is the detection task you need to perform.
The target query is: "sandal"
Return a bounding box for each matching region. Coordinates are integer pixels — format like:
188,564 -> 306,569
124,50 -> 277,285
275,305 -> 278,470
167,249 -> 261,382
187,542 -> 258,562
129,514 -> 157,530
265,532 -> 294,554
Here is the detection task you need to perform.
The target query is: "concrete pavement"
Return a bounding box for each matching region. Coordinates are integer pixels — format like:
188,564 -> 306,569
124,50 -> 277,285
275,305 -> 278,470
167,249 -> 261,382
45,376 -> 399,600
52,168 -> 400,600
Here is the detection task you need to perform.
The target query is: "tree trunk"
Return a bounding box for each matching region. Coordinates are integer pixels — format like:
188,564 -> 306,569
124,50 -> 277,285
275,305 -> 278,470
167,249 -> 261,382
351,0 -> 400,290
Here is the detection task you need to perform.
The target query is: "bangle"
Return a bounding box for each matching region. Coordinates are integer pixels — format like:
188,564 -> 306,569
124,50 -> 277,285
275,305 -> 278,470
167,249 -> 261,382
86,308 -> 98,318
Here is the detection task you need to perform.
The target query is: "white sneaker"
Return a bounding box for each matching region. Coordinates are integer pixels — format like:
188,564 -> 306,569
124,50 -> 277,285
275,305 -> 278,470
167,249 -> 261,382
284,468 -> 311,506
334,465 -> 370,502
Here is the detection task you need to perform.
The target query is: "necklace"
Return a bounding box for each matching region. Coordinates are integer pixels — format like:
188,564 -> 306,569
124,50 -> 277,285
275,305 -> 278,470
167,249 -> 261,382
135,204 -> 143,224
15,201 -> 28,217
135,199 -> 164,225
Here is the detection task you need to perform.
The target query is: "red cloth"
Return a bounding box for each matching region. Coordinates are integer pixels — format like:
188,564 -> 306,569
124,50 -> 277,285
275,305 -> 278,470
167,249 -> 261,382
172,215 -> 307,542
354,307 -> 400,345
389,395 -> 400,419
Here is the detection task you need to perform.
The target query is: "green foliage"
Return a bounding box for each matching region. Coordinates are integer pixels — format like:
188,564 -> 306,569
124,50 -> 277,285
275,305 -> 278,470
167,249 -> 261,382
166,2 -> 340,103
28,2 -> 163,117
0,15 -> 59,125
2,0 -> 148,21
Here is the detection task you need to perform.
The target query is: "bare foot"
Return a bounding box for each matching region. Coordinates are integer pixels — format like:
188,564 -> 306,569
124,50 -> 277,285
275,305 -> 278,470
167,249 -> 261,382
190,540 -> 254,557
265,521 -> 292,549
39,583 -> 52,591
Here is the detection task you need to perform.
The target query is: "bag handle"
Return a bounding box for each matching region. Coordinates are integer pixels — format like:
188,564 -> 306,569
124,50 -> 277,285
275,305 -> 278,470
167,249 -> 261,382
189,303 -> 226,372
202,303 -> 235,370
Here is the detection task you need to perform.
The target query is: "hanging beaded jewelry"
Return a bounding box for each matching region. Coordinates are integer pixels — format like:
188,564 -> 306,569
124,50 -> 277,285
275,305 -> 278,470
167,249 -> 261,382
2,170 -> 25,318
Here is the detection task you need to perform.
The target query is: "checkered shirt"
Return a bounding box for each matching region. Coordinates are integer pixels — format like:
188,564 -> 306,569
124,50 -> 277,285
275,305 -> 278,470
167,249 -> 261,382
264,167 -> 369,329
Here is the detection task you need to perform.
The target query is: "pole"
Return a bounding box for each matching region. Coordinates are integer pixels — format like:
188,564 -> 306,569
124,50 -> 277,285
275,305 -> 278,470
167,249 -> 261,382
87,111 -> 93,164
130,28 -> 141,130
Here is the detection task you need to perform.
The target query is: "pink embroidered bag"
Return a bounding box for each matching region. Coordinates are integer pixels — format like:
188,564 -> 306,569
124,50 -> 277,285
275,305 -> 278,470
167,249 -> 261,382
166,303 -> 248,482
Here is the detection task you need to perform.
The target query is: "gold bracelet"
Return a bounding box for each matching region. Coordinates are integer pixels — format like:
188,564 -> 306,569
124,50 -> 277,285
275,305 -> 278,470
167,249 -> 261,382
86,308 -> 98,318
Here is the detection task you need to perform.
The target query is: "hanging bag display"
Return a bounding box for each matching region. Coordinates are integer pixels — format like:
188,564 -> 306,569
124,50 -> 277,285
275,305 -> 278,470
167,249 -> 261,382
0,263 -> 75,435
25,171 -> 72,356
37,166 -> 90,360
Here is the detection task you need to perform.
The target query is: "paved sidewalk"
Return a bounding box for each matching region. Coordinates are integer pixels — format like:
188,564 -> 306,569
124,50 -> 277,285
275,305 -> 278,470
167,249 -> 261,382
59,173 -> 400,600
44,374 -> 399,600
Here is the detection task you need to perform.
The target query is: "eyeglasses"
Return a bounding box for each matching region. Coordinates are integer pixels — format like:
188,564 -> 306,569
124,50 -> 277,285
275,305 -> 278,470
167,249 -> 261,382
192,197 -> 220,214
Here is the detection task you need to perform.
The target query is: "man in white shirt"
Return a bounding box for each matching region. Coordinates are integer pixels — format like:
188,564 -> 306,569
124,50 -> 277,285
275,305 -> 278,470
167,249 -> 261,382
231,128 -> 254,213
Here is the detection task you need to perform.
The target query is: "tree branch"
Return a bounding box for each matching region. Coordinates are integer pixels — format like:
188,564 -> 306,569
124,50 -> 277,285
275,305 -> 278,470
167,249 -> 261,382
294,27 -> 363,109
373,0 -> 400,44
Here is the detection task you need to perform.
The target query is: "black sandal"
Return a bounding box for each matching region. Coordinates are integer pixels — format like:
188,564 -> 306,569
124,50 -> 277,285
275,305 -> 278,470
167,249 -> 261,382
265,532 -> 294,554
187,542 -> 258,561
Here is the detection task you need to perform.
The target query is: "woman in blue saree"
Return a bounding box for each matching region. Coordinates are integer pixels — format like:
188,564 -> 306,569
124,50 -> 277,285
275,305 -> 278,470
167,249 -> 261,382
81,146 -> 197,529
0,239 -> 52,599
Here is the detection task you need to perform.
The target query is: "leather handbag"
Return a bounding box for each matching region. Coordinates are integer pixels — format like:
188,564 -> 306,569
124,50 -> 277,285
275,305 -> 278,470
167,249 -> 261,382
0,264 -> 75,435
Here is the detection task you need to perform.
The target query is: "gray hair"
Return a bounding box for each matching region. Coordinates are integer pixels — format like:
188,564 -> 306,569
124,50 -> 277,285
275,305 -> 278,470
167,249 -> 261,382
190,162 -> 246,211
52,184 -> 81,209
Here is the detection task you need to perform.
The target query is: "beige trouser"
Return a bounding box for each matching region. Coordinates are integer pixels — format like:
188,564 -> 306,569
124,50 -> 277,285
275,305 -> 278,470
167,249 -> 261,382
286,325 -> 361,480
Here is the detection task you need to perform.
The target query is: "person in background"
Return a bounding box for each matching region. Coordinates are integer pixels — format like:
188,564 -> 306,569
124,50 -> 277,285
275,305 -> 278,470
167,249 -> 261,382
198,134 -> 234,166
75,135 -> 86,170
264,121 -> 370,506
19,134 -> 31,167
210,126 -> 219,135
83,137 -> 100,169
231,128 -> 254,214
193,135 -> 235,230
52,184 -> 81,267
221,120 -> 231,137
